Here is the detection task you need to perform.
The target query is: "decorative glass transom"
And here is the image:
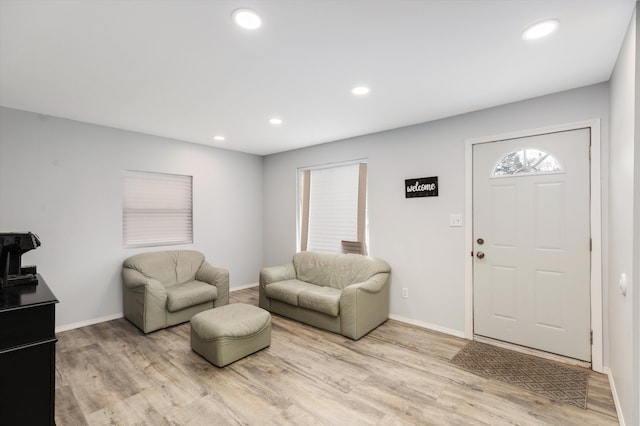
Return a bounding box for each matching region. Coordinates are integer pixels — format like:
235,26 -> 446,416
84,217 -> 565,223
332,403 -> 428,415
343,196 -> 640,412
492,148 -> 564,177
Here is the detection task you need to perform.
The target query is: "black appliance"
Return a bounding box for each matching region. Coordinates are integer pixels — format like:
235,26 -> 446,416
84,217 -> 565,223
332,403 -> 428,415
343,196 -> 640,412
0,232 -> 41,287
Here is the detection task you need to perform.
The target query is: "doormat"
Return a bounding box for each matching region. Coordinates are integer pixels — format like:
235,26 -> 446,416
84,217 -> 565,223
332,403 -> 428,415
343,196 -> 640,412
450,341 -> 588,409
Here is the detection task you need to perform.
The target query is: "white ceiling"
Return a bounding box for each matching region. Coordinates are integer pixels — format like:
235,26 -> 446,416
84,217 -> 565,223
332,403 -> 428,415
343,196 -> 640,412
0,1 -> 636,156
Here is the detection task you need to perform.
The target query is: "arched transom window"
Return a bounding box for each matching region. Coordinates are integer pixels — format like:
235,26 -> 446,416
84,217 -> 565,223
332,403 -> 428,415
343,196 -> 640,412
492,148 -> 564,177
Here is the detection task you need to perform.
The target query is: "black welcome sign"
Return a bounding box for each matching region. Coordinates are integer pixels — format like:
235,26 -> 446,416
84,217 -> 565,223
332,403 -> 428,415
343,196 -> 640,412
405,176 -> 438,198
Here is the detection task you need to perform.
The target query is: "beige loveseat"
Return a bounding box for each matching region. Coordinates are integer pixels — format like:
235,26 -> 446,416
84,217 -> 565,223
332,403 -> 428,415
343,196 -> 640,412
122,250 -> 229,334
259,251 -> 391,340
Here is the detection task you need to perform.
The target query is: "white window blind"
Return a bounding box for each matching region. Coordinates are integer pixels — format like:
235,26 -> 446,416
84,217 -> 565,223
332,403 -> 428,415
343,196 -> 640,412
299,161 -> 368,254
123,170 -> 193,248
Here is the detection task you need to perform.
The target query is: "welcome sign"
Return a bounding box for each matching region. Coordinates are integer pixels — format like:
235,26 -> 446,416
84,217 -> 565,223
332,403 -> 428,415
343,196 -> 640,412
405,176 -> 438,198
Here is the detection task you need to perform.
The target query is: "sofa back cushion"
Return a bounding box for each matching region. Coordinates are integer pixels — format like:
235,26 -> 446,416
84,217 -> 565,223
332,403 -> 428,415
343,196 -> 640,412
293,251 -> 390,290
123,250 -> 205,286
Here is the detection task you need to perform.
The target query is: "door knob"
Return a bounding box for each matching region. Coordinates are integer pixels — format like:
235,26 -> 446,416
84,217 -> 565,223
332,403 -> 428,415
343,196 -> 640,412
476,251 -> 485,259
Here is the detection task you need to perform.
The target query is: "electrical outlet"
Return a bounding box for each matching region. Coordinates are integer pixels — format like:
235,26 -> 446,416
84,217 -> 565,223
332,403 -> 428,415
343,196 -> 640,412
402,288 -> 409,299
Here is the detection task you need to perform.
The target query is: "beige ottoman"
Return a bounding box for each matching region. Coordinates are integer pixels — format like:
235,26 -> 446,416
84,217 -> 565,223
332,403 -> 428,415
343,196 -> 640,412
190,303 -> 271,367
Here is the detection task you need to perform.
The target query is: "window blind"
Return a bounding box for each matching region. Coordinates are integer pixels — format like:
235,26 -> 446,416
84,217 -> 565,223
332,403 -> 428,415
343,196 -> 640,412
122,170 -> 193,247
300,161 -> 367,254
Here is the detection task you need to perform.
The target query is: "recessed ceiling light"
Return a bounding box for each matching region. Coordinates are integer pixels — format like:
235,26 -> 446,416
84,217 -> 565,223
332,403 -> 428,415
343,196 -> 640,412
213,135 -> 225,141
269,117 -> 283,125
351,86 -> 370,96
522,19 -> 559,40
232,8 -> 262,30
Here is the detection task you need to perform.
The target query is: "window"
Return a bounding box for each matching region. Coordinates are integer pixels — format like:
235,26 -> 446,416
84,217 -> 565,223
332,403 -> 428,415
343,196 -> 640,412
122,170 -> 193,247
492,148 -> 563,177
299,161 -> 368,254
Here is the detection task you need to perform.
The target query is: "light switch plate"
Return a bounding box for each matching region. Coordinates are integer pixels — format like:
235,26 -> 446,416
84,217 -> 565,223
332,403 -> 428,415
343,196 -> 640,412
449,214 -> 463,227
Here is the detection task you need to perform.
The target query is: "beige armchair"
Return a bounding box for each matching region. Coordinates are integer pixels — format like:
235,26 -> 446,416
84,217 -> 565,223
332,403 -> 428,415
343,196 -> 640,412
122,250 -> 229,333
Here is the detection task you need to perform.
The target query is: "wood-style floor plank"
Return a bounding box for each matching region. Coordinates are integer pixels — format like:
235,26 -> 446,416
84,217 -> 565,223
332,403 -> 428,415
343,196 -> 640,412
55,287 -> 619,425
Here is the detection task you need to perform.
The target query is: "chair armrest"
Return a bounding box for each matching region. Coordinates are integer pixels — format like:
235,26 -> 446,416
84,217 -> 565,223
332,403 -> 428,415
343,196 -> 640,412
196,261 -> 229,306
122,268 -> 165,294
260,262 -> 296,286
122,268 -> 167,333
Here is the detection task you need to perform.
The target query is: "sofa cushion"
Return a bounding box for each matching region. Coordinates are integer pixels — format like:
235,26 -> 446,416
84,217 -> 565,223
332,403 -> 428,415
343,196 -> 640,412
175,251 -> 206,284
123,250 -> 205,286
293,251 -> 391,290
264,279 -> 318,306
298,286 -> 341,316
166,280 -> 217,312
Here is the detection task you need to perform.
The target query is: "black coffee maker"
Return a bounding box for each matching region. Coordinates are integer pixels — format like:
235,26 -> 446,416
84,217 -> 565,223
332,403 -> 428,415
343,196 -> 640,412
0,232 -> 40,288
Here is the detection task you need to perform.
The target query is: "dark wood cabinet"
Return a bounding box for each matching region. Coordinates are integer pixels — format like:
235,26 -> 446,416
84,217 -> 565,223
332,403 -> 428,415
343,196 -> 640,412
0,275 -> 58,425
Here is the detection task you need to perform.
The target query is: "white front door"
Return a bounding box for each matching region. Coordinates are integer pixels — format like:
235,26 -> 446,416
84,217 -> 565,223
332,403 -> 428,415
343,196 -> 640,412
473,128 -> 591,361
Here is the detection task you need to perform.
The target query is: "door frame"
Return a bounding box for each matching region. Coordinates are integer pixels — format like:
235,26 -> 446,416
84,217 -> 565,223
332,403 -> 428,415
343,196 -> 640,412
464,119 -> 603,373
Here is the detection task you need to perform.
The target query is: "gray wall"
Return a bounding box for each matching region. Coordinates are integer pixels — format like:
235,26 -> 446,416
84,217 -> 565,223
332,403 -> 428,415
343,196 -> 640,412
609,7 -> 638,426
0,107 -> 263,329
263,82 -> 610,336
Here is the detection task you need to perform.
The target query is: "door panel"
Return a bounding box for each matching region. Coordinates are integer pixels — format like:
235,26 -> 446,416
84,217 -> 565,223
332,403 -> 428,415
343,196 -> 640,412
491,266 -> 517,321
473,128 -> 591,361
491,185 -> 517,246
534,270 -> 565,329
534,182 -> 565,250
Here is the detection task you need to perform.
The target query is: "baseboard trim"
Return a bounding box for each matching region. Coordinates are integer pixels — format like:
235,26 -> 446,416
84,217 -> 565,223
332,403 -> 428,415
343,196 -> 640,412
388,314 -> 466,338
231,282 -> 259,291
605,367 -> 626,426
56,312 -> 124,333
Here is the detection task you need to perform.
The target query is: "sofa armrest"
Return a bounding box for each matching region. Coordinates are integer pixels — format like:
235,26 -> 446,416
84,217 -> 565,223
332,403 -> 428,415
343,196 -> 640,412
260,262 -> 296,286
196,261 -> 229,307
344,273 -> 388,294
340,272 -> 390,340
259,262 -> 296,309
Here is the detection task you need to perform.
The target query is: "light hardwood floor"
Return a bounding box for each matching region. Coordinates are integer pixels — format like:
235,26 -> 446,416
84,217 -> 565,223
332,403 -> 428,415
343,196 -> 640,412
55,287 -> 619,425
